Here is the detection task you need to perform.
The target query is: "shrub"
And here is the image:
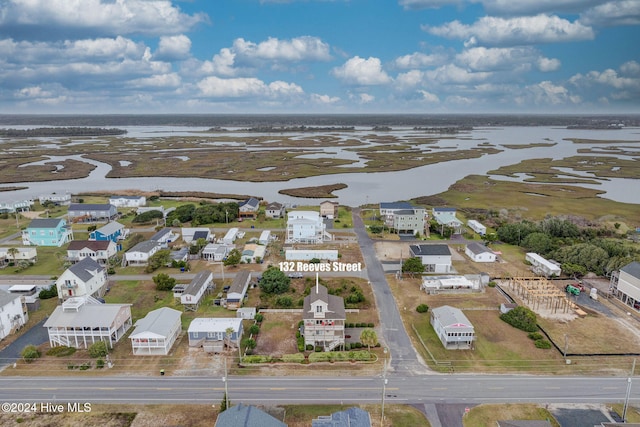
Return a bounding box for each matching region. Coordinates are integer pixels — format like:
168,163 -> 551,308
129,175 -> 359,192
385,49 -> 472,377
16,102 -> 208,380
249,324 -> 260,335
282,353 -> 305,363
416,304 -> 429,313
88,341 -> 108,358
367,323 -> 374,328
534,339 -> 552,349
297,337 -> 305,352
39,286 -> 58,300
242,338 -> 257,350
255,314 -> 264,323
354,342 -> 362,348
306,344 -> 314,351
242,355 -> 272,363
46,346 -> 76,357
79,362 -> 92,370
500,306 -> 538,333
96,359 -> 105,369
21,345 -> 41,363
528,332 -> 544,341
488,281 -> 497,287
275,296 -> 293,308
315,346 -> 322,352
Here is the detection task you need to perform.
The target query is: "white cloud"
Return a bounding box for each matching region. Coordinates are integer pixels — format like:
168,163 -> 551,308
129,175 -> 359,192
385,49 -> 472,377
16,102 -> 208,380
529,80 -> 581,104
394,52 -> 446,69
197,76 -> 303,98
571,69 -> 640,90
418,90 -> 440,103
0,0 -> 207,38
537,57 -> 561,72
395,70 -> 425,92
425,14 -> 595,46
349,92 -> 375,104
154,35 -> 191,61
331,56 -> 392,85
130,73 -> 181,88
311,93 -> 340,104
478,0 -> 605,15
579,1 -> 640,26
456,47 -> 560,72
425,64 -> 492,84
620,61 -> 640,76
232,36 -> 331,63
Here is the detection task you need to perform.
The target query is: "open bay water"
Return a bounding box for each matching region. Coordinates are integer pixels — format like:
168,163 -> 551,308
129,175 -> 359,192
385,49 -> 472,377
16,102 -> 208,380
0,115 -> 639,206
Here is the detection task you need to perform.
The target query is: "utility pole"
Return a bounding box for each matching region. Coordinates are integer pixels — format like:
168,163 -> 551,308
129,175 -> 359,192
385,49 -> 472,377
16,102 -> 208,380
223,357 -> 229,410
622,358 -> 636,422
381,348 -> 388,426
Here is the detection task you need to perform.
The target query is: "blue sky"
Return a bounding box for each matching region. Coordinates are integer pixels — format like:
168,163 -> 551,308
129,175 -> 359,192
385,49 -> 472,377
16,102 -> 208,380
0,0 -> 638,114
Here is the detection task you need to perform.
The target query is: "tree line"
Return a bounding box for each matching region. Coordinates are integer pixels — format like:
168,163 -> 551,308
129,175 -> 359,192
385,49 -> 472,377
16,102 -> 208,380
0,127 -> 126,137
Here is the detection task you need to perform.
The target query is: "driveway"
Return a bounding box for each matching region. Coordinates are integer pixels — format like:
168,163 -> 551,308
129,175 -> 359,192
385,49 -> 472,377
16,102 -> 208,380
0,319 -> 49,369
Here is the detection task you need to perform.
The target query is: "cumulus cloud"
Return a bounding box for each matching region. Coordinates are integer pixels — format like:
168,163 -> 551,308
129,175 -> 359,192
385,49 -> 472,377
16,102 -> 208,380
528,80 -> 581,104
425,14 -> 595,46
331,56 -> 392,85
154,35 -> 191,61
311,93 -> 340,104
418,90 -> 440,103
130,73 -> 181,88
425,64 -> 492,84
456,46 -> 560,72
232,36 -> 331,64
349,92 -> 375,104
0,0 -> 208,39
579,1 -> 640,26
197,76 -> 303,98
394,52 -> 446,69
395,70 -> 425,92
478,0 -> 605,15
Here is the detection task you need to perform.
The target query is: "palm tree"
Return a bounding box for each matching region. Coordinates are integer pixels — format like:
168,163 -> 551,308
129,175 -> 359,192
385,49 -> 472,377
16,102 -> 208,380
360,328 -> 378,352
7,247 -> 19,266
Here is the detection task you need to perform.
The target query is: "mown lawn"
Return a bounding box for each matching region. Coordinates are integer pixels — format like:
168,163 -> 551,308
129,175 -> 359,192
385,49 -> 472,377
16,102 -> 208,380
463,404 -> 559,427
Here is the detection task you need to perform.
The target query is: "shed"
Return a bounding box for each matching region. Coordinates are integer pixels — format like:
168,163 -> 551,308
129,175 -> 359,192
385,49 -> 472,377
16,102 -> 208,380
258,230 -> 271,245
222,228 -> 239,245
236,307 -> 256,320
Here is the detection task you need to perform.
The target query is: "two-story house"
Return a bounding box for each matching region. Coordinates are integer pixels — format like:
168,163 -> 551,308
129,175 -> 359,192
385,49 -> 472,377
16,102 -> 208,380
150,228 -> 180,248
89,221 -> 128,243
123,240 -> 161,266
22,218 -> 73,247
432,207 -> 463,234
238,197 -> 260,219
379,202 -> 426,235
302,279 -> 345,352
265,202 -> 284,219
286,211 -> 332,244
0,290 -> 28,340
108,195 -> 146,208
410,244 -> 452,273
56,257 -> 108,301
610,261 -> 640,311
38,192 -> 71,206
67,240 -> 118,265
320,200 -> 339,219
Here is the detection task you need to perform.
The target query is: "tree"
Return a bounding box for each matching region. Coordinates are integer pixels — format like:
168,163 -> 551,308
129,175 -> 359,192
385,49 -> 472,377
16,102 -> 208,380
402,257 -> 425,274
259,266 -> 290,294
153,273 -> 176,291
500,306 -> 538,333
360,328 -> 377,352
224,249 -> 242,267
146,249 -> 172,273
521,232 -> 553,255
7,247 -> 19,265
88,341 -> 108,358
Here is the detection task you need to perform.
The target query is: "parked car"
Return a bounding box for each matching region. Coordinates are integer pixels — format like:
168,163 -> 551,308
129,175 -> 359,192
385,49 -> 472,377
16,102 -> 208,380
287,272 -> 303,278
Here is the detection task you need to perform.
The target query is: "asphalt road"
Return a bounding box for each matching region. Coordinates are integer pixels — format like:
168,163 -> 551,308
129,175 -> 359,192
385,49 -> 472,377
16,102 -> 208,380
0,375 -> 637,406
352,208 -> 426,375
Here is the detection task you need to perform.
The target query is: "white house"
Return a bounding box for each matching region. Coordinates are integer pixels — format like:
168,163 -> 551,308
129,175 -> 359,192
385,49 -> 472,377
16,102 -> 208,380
465,242 -> 496,263
610,261 -> 640,311
0,290 -> 28,340
525,252 -> 561,277
302,280 -> 346,352
432,207 -> 464,234
124,241 -> 161,266
0,247 -> 38,266
202,243 -> 233,262
66,240 -> 117,265
38,192 -> 71,206
258,230 -> 271,245
150,228 -> 180,248
8,284 -> 39,311
265,202 -> 284,219
181,271 -> 213,311
421,275 -> 480,293
181,227 -> 212,244
286,211 -> 332,244
430,305 -> 476,350
129,307 -> 182,356
188,317 -> 243,353
109,195 -> 146,208
56,257 -> 108,301
409,244 -> 452,273
467,219 -> 487,236
285,249 -> 339,261
222,228 -> 239,245
44,296 -> 131,349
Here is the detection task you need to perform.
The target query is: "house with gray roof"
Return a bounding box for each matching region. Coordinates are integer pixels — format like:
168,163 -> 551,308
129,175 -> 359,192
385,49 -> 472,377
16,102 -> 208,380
432,207 -> 463,234
181,270 -> 213,311
44,296 -> 132,349
226,270 -> 251,310
610,261 -> 640,312
239,197 -> 260,219
312,407 -> 371,427
215,403 -> 286,427
56,257 -> 107,301
465,242 -> 496,263
430,305 -> 475,350
410,244 -> 452,273
0,290 -> 28,341
67,203 -> 118,222
22,218 -> 73,247
129,307 -> 182,355
302,279 -> 346,352
379,202 -> 426,235
89,221 -> 128,243
265,202 -> 284,219
150,227 -> 180,247
123,240 -> 161,266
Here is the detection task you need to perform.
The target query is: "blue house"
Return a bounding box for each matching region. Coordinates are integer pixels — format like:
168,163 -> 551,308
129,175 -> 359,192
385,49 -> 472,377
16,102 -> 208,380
89,221 -> 127,243
22,218 -> 73,247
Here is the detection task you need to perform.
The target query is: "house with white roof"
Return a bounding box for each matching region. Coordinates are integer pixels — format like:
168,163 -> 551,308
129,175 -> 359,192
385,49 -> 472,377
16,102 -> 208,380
188,317 -> 243,353
525,253 -> 561,277
44,296 -> 132,349
39,192 -> 71,206
129,307 -> 182,356
56,257 -> 108,301
150,228 -> 180,248
286,211 -> 332,244
182,227 -> 212,244
222,228 -> 240,245
0,247 -> 38,266
109,195 -> 146,208
202,243 -> 233,262
409,244 -> 452,273
430,305 -> 476,350
465,242 -> 496,263
241,243 -> 266,264
0,290 -> 28,340
258,230 -> 271,245
467,219 -> 487,236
